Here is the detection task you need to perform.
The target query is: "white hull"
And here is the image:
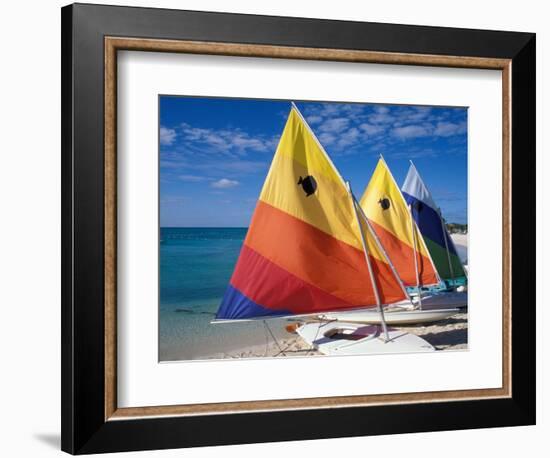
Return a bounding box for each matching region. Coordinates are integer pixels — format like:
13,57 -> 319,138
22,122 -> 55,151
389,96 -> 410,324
400,291 -> 467,308
297,321 -> 435,355
322,308 -> 460,325
320,291 -> 466,325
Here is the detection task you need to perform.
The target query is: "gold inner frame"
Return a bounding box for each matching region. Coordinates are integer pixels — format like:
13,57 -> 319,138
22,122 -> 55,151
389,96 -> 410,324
104,37 -> 512,421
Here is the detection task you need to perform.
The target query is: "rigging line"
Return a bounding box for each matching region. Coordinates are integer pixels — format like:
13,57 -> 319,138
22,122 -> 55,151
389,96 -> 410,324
264,320 -> 286,357
262,320 -> 270,358
305,317 -> 336,356
273,343 -> 293,357
273,334 -> 310,357
305,320 -> 322,356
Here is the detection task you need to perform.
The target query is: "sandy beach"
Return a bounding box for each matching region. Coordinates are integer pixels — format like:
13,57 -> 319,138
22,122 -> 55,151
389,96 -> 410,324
451,233 -> 468,265
204,310 -> 467,359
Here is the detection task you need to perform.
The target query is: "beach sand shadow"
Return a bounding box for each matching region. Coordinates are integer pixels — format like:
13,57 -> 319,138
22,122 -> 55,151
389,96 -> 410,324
421,328 -> 468,347
398,315 -> 468,328
441,315 -> 468,325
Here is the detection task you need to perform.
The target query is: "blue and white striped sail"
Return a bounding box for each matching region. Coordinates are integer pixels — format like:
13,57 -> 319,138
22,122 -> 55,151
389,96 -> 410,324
401,162 -> 466,286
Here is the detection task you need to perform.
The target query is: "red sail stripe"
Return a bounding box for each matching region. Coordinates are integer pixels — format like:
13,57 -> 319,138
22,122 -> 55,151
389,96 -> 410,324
368,219 -> 439,286
230,245 -> 359,314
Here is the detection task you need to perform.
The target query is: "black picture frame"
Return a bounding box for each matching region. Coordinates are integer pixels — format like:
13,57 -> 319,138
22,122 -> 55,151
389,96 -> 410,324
61,3 -> 535,454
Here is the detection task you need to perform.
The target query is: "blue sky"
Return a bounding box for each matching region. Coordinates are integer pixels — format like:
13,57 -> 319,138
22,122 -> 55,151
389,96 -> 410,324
160,96 -> 468,227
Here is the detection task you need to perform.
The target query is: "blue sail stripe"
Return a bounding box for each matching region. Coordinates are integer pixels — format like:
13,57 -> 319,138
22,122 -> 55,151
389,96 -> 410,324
402,192 -> 458,256
216,285 -> 291,320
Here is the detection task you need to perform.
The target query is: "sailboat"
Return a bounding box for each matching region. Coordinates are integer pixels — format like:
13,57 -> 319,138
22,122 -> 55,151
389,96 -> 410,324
401,161 -> 467,290
319,157 -> 465,325
214,104 -> 434,355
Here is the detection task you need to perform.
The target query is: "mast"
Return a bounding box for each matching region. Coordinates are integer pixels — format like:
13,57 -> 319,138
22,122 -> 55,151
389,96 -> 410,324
355,201 -> 412,303
408,203 -> 423,310
347,181 -> 390,342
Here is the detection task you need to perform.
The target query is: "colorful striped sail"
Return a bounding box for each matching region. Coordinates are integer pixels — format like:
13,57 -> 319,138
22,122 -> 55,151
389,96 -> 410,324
359,158 -> 440,288
401,162 -> 466,283
216,107 -> 407,320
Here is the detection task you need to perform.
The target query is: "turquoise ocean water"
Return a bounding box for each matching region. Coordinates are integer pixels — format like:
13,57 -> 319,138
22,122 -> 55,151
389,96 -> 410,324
159,227 -> 288,361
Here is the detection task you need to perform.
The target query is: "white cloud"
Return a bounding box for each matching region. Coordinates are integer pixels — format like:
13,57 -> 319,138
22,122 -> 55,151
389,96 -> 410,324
318,132 -> 336,146
433,121 -> 467,137
315,104 -> 341,117
392,124 -> 432,139
360,123 -> 384,136
409,106 -> 433,120
374,106 -> 390,114
336,127 -> 361,149
303,103 -> 365,123
319,117 -> 349,133
162,104 -> 466,171
232,135 -> 268,151
180,125 -> 229,150
211,178 -> 240,189
160,127 -> 177,145
180,122 -> 274,154
368,112 -> 395,124
306,115 -> 323,125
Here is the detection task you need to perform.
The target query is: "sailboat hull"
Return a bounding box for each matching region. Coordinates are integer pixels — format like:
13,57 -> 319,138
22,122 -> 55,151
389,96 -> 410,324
322,308 -> 459,325
320,291 -> 466,325
406,291 -> 467,308
296,321 -> 435,355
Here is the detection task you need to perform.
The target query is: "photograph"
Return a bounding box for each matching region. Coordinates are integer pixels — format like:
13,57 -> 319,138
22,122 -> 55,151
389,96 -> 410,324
159,96 -> 469,361
55,2 -> 536,454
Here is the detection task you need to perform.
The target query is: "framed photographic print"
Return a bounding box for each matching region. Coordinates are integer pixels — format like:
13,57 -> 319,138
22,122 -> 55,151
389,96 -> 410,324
61,3 -> 536,454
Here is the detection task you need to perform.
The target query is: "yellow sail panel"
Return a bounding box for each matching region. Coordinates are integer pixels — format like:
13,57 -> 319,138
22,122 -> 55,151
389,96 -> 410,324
353,203 -> 387,262
275,108 -> 343,187
259,153 -> 366,252
259,107 -> 364,252
360,159 -> 429,255
359,158 -> 439,287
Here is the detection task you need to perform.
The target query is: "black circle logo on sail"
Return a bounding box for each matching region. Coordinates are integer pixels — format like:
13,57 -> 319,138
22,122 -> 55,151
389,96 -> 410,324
412,200 -> 423,212
297,175 -> 317,197
378,197 -> 391,210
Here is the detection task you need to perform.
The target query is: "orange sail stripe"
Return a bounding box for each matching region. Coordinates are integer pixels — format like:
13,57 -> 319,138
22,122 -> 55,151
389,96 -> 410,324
245,200 -> 405,305
369,219 -> 438,287
259,152 -> 364,253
